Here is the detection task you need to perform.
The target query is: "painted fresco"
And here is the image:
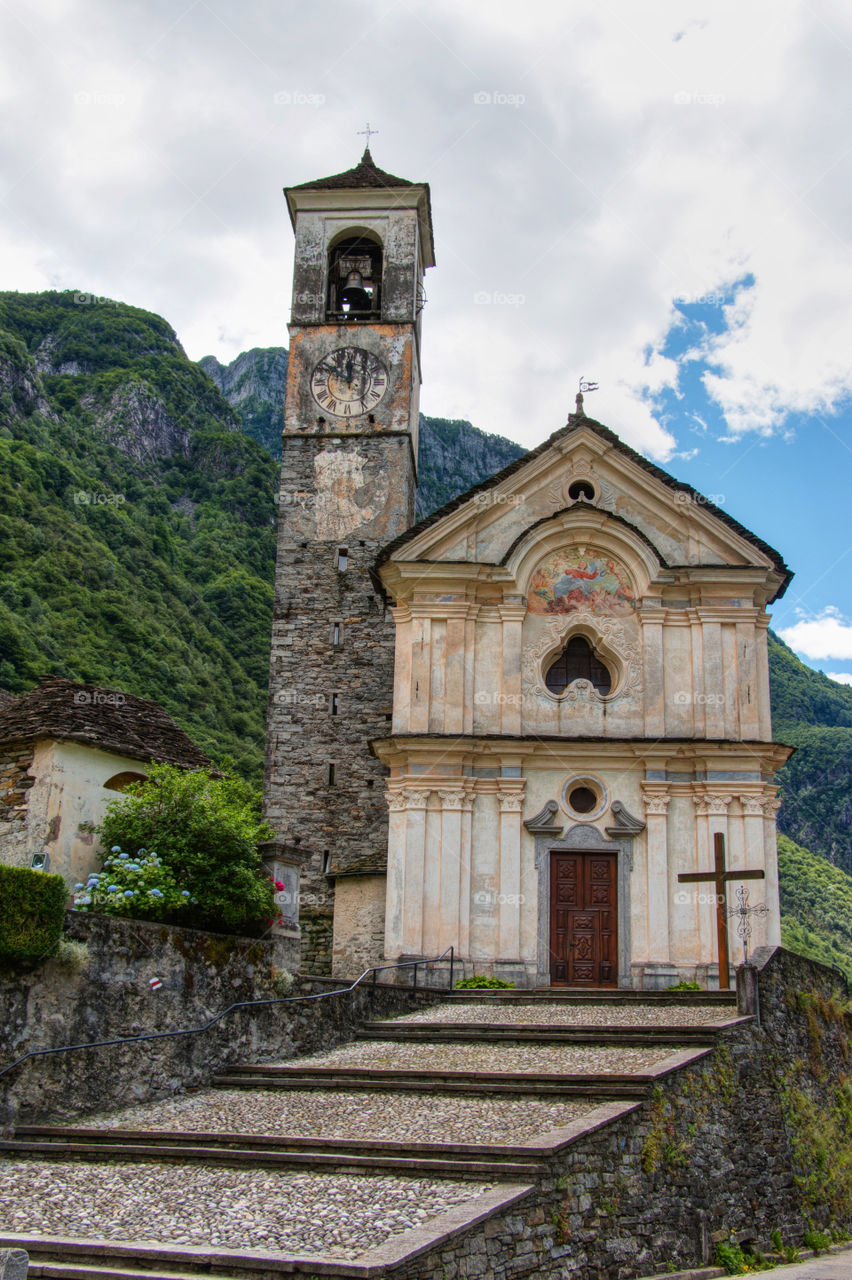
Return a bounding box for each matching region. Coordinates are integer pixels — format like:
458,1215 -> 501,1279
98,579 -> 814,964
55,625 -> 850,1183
527,548 -> 635,615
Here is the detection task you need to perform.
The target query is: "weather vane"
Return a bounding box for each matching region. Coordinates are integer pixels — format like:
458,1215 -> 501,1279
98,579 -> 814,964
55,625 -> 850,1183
728,884 -> 769,964
574,376 -> 599,417
358,123 -> 379,148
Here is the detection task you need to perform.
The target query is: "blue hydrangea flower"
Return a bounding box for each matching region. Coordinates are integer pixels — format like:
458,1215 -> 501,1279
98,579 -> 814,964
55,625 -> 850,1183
75,882 -> 85,889
150,888 -> 163,897
124,890 -> 134,897
108,884 -> 119,892
111,845 -> 121,853
119,853 -> 129,860
181,890 -> 190,897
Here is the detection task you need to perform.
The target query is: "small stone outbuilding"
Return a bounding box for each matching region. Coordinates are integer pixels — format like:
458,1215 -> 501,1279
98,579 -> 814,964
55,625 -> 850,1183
0,676 -> 211,892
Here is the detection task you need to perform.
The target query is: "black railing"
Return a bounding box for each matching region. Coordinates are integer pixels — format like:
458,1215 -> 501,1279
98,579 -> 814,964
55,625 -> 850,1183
0,946 -> 455,1081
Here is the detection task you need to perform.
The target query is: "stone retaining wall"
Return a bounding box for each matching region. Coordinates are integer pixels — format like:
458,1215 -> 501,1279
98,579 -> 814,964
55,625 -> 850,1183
388,947 -> 851,1279
0,911 -> 440,1129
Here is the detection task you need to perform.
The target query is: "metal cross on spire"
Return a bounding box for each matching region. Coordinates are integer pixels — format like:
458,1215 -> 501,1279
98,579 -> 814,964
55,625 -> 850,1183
358,123 -> 379,149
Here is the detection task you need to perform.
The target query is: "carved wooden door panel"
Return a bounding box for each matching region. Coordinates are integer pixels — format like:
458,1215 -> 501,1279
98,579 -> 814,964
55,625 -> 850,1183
550,852 -> 618,987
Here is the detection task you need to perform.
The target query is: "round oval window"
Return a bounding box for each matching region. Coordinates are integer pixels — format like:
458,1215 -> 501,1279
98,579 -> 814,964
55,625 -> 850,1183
569,785 -> 598,814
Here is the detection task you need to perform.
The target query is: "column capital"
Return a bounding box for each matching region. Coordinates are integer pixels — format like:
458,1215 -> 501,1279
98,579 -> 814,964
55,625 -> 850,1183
692,792 -> 732,817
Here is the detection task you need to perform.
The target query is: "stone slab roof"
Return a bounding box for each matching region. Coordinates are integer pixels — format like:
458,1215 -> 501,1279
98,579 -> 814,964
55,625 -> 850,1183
0,676 -> 211,769
288,148 -> 415,191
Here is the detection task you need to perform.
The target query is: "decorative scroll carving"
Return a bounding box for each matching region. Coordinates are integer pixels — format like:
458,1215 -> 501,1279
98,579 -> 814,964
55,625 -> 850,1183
522,609 -> 642,705
605,800 -> 647,838
524,800 -> 563,835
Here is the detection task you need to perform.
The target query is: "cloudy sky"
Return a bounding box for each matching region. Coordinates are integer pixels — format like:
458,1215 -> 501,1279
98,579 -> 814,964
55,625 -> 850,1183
3,0 -> 852,680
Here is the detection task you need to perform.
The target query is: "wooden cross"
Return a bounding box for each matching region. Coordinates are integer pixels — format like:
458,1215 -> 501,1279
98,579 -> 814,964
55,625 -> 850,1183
677,833 -> 765,990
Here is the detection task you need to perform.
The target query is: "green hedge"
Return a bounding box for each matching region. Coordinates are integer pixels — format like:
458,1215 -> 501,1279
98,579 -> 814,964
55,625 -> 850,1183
0,865 -> 67,962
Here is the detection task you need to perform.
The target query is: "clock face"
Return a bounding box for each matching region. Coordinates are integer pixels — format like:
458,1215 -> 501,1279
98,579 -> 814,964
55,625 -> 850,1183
310,347 -> 389,417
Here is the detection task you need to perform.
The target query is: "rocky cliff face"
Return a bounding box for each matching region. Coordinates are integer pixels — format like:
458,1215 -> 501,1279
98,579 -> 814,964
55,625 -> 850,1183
197,346 -> 526,516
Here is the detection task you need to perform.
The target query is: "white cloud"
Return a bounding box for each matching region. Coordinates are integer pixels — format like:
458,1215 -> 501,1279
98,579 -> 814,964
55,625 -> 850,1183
827,672 -> 852,686
0,0 -> 850,451
779,609 -> 852,661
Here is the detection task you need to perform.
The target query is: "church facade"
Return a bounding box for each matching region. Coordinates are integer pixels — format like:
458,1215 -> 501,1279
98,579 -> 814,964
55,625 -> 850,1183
264,150 -> 792,989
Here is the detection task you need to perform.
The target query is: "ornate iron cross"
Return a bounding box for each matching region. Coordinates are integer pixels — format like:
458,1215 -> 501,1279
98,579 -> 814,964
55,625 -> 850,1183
728,884 -> 769,964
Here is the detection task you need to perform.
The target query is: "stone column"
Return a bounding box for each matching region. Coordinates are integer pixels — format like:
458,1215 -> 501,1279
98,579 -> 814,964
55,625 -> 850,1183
383,788 -> 408,958
498,605 -> 526,736
641,785 -> 673,983
762,794 -> 782,946
401,788 -> 431,955
497,784 -> 525,962
438,788 -> 465,954
692,792 -> 732,982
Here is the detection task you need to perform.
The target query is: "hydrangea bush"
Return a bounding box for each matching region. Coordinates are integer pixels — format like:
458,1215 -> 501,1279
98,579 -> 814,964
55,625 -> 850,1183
74,846 -> 195,921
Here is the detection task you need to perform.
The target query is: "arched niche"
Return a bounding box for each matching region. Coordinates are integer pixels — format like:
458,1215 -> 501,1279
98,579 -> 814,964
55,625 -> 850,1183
103,770 -> 148,793
326,228 -> 383,319
506,508 -> 664,603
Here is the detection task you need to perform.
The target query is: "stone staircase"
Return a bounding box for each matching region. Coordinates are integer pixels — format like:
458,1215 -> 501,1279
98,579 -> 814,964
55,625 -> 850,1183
0,988 -> 746,1280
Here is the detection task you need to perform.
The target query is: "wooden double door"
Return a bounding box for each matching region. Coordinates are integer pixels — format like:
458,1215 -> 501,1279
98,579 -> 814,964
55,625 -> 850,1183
550,851 -> 618,987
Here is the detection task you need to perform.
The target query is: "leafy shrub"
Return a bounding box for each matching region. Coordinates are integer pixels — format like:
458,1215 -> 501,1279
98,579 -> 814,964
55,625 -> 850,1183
454,975 -> 515,989
0,865 -> 67,962
667,979 -> 701,990
96,764 -> 274,934
803,1227 -> 831,1254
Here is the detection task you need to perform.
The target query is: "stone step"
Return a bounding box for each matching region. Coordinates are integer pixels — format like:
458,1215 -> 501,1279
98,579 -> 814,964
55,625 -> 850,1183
356,1023 -> 721,1044
211,1066 -> 653,1097
28,1262 -> 243,1280
443,989 -> 737,1002
13,1124 -> 550,1165
0,1138 -> 538,1181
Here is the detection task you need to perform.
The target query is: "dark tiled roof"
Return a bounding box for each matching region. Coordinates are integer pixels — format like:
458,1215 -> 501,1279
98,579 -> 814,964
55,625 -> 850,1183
329,852 -> 387,878
0,677 -> 211,769
0,689 -> 17,710
289,148 -> 415,192
381,413 -> 792,599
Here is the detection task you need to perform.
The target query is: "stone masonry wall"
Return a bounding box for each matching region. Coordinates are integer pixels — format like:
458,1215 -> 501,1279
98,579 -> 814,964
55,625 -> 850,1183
0,911 -> 440,1128
0,744 -> 36,868
388,947 -> 851,1280
264,432 -> 414,972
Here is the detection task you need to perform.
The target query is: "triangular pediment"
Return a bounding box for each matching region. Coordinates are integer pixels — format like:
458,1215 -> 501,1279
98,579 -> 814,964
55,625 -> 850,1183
379,415 -> 790,604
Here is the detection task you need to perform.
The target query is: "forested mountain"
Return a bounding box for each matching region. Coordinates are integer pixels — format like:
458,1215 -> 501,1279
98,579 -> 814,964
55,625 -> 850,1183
0,291 -> 277,779
2,291 -> 852,981
769,632 -> 852,874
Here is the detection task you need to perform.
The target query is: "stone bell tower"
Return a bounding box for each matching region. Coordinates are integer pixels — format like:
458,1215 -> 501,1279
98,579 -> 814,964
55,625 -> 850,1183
263,149 -> 435,973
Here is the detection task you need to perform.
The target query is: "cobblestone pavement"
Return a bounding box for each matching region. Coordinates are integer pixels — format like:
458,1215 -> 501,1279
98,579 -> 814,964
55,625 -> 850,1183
86,1088 -> 599,1144
280,1040 -> 679,1073
0,1159 -> 491,1259
396,1002 -> 729,1026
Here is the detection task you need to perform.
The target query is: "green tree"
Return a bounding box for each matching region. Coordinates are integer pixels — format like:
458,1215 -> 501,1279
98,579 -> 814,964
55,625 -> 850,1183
97,764 -> 275,935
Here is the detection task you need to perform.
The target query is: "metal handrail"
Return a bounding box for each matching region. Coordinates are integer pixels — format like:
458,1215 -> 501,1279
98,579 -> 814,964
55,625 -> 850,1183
0,945 -> 455,1081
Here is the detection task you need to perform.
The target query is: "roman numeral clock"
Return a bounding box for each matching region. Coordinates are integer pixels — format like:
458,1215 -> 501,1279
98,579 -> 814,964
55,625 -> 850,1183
310,347 -> 389,417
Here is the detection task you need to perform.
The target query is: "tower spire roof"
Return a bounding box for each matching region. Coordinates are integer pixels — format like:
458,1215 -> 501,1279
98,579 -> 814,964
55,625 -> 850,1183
290,148 -> 416,192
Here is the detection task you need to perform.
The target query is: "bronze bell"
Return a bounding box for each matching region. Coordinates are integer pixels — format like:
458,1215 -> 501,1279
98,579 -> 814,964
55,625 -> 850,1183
340,270 -> 372,313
